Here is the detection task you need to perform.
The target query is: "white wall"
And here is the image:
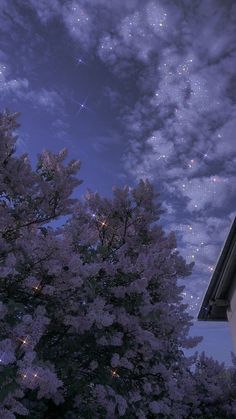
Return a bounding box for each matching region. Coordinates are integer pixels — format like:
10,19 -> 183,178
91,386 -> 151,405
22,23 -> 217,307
227,276 -> 236,353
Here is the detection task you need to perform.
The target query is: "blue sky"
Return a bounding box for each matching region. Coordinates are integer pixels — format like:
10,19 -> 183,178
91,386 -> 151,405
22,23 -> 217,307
0,0 -> 235,364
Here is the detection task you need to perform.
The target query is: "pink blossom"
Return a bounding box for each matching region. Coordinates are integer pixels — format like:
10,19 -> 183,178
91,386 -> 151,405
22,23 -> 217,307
0,339 -> 16,365
41,285 -> 55,296
1,112 -> 236,418
110,332 -> 123,346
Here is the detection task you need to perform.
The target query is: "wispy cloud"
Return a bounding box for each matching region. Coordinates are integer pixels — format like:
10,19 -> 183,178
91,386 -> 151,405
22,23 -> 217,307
0,60 -> 64,112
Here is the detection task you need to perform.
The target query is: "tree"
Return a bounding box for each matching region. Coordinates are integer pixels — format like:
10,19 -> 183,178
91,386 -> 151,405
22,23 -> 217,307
0,111 -> 235,418
0,110 -> 81,417
185,351 -> 236,419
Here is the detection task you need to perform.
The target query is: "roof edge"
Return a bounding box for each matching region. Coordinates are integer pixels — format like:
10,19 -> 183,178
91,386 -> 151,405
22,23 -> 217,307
198,217 -> 236,321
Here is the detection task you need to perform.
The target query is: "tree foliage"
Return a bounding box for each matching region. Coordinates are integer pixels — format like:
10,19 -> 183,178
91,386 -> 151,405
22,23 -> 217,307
0,111 -> 235,418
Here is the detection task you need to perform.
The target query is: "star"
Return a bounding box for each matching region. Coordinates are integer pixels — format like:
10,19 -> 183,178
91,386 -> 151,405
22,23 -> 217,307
72,97 -> 93,115
111,369 -> 120,378
75,57 -> 86,66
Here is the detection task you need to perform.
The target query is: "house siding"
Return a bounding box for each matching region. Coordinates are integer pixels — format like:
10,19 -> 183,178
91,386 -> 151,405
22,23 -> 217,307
227,276 -> 236,353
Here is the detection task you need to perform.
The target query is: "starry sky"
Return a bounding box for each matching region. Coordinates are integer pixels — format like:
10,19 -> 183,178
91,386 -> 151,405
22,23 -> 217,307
0,0 -> 235,364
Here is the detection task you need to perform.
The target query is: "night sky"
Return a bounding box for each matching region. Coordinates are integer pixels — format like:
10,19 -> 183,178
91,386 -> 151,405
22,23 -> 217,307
0,0 -> 235,364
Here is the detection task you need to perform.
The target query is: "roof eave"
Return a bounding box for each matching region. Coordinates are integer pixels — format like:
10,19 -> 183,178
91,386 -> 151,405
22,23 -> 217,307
198,217 -> 236,321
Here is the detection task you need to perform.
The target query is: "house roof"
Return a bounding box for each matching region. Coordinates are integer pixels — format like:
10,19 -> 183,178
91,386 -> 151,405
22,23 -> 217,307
198,217 -> 236,321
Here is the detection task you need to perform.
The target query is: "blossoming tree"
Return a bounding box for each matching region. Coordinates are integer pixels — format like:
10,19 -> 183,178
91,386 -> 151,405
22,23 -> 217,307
0,111 -> 235,418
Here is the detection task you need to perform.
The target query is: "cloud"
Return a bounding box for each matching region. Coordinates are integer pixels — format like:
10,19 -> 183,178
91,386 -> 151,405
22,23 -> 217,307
166,175 -> 236,213
0,61 -> 63,112
49,0 -> 235,215
27,88 -> 64,111
0,62 -> 29,94
22,0 -> 60,23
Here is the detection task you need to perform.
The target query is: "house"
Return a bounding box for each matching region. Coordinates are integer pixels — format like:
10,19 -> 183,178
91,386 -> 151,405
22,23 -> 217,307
198,217 -> 236,352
